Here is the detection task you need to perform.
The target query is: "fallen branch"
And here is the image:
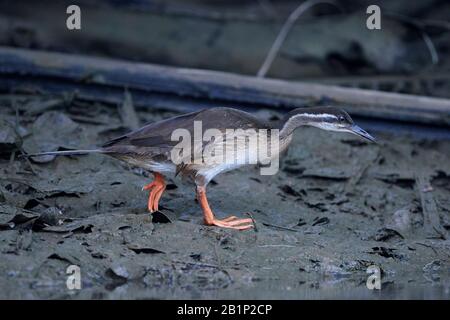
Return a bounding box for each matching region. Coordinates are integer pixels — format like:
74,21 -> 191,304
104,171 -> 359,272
0,47 -> 449,126
257,0 -> 342,77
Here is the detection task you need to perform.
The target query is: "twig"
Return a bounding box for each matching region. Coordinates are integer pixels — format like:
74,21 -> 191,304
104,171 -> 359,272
415,174 -> 447,240
69,114 -> 109,125
117,90 -> 140,130
245,212 -> 258,232
5,104 -> 37,175
386,12 -> 439,66
345,149 -> 379,193
258,244 -> 296,248
257,0 -> 342,78
415,242 -> 438,255
262,222 -> 299,232
420,32 -> 439,65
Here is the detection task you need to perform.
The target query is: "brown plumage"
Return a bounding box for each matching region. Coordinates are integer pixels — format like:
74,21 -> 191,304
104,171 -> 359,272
101,107 -> 273,183
26,106 -> 375,230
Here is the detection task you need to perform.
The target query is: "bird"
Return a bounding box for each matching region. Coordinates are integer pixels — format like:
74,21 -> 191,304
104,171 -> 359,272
25,106 -> 375,231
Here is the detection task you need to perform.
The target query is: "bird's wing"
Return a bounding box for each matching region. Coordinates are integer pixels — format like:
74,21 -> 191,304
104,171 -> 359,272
102,108 -> 270,151
101,110 -> 202,149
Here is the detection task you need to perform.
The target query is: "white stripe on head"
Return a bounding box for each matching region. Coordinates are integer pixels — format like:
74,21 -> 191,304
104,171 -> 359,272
280,112 -> 340,138
291,113 -> 338,121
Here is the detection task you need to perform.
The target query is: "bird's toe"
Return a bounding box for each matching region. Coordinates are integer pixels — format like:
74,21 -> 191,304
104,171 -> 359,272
209,216 -> 254,230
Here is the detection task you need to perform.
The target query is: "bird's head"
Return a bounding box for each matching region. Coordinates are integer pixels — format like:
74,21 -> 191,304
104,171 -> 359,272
283,107 -> 376,142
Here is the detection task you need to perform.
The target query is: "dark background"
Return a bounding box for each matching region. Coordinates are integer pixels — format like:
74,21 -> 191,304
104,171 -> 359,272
1,0 -> 449,98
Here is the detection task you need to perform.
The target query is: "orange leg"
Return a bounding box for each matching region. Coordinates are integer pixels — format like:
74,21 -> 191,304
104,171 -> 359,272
142,173 -> 166,213
196,186 -> 254,230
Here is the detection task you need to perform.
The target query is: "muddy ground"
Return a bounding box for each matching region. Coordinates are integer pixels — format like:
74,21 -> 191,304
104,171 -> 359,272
0,93 -> 449,299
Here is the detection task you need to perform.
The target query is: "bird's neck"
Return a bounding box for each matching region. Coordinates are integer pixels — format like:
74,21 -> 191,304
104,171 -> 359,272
278,113 -> 314,140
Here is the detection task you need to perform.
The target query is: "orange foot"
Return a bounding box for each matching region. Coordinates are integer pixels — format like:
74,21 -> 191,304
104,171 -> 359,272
142,173 -> 166,213
196,186 -> 254,231
206,215 -> 254,230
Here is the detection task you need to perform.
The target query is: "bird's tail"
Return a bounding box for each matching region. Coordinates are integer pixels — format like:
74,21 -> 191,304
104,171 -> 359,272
22,149 -> 103,158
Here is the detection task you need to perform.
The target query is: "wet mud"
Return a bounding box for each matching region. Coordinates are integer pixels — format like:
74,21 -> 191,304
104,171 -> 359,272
0,93 -> 449,299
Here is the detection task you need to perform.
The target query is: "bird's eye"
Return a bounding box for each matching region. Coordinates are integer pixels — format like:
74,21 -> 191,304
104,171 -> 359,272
338,116 -> 345,122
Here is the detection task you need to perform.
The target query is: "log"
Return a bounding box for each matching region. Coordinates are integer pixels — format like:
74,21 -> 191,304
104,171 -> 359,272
0,46 -> 450,126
